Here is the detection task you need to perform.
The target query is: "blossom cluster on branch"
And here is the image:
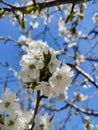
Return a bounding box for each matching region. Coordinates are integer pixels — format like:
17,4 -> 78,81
0,89 -> 32,130
0,37 -> 73,130
0,88 -> 54,130
18,37 -> 73,98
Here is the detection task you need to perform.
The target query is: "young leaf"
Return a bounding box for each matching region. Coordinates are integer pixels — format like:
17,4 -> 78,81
65,11 -> 77,23
0,9 -> 4,18
25,6 -> 37,15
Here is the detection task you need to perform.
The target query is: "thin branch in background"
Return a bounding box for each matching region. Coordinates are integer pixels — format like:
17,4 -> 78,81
67,101 -> 98,116
86,58 -> 98,62
43,99 -> 98,117
68,63 -> 98,89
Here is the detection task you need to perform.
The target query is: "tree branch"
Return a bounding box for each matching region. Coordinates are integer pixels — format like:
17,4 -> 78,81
30,91 -> 41,129
68,63 -> 98,89
0,0 -> 89,13
43,100 -> 98,117
67,101 -> 98,116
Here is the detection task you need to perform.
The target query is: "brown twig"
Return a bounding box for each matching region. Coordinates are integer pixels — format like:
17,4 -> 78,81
30,90 -> 41,129
67,101 -> 98,116
43,100 -> 98,116
0,0 -> 88,13
68,63 -> 98,89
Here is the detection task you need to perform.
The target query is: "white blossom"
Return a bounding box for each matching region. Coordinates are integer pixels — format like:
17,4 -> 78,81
4,111 -> 32,130
0,88 -> 20,119
74,92 -> 88,102
49,64 -> 73,97
0,89 -> 33,130
35,82 -> 51,97
30,21 -> 39,28
18,35 -> 32,46
34,114 -> 54,130
93,63 -> 98,71
19,55 -> 40,83
48,54 -> 60,73
96,125 -> 98,129
75,54 -> 86,65
67,42 -> 76,48
19,38 -> 73,98
58,18 -> 67,36
92,12 -> 98,25
82,79 -> 91,89
83,116 -> 94,130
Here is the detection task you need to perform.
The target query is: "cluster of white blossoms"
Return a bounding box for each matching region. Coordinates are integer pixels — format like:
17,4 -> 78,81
0,88 -> 32,130
0,89 -> 54,130
19,37 -> 73,98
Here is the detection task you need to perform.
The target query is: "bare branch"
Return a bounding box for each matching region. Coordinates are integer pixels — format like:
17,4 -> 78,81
43,100 -> 98,117
68,63 -> 98,89
0,0 -> 89,13
67,101 -> 98,116
30,91 -> 41,129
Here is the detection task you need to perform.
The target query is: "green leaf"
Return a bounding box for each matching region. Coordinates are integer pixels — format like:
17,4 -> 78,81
75,111 -> 80,115
0,9 -> 4,18
18,19 -> 26,30
25,6 -> 37,15
65,11 -> 77,23
21,19 -> 26,30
